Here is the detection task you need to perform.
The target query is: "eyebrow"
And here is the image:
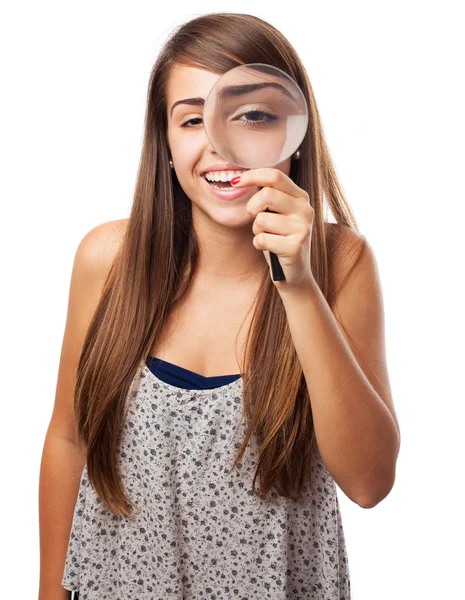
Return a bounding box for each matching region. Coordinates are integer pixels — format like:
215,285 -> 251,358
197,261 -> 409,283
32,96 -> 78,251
218,82 -> 298,104
169,82 -> 299,119
170,97 -> 205,118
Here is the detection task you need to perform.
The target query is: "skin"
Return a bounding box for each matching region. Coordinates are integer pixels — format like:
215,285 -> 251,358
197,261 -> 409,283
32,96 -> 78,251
166,64 -> 292,287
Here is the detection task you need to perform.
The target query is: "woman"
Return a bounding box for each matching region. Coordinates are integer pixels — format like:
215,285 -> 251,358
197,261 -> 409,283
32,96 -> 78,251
40,12 -> 400,600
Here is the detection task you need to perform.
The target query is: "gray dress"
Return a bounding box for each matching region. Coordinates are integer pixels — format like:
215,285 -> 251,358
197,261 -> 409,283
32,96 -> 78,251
61,359 -> 351,599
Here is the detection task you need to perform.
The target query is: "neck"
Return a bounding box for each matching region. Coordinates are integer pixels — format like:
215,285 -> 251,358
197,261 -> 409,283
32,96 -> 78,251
191,215 -> 266,285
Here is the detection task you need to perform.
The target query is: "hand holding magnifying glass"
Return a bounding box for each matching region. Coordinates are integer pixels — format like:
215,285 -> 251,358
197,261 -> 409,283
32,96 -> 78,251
203,63 -> 309,282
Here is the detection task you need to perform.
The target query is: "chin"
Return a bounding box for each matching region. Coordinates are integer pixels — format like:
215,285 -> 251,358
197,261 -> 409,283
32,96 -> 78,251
194,202 -> 252,228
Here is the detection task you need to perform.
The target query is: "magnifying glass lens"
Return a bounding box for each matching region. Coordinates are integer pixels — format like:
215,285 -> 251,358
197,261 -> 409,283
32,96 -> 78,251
203,63 -> 308,169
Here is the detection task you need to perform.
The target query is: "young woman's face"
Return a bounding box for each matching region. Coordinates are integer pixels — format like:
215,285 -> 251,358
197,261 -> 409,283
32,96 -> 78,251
166,64 -> 292,228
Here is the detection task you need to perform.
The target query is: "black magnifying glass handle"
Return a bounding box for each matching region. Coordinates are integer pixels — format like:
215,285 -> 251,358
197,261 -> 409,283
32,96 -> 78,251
265,207 -> 285,281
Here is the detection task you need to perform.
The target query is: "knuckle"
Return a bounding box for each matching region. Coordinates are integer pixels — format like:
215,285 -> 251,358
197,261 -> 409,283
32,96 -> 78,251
256,212 -> 266,226
272,171 -> 281,185
305,204 -> 314,220
262,186 -> 273,200
302,224 -> 311,238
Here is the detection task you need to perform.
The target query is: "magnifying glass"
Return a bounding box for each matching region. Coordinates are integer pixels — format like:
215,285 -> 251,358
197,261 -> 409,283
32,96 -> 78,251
203,63 -> 309,281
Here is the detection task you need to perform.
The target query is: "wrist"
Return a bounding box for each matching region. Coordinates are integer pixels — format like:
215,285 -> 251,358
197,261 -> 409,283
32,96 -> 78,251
277,277 -> 320,303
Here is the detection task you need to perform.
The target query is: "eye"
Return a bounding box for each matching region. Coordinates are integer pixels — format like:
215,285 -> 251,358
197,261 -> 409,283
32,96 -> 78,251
234,109 -> 279,128
180,117 -> 203,128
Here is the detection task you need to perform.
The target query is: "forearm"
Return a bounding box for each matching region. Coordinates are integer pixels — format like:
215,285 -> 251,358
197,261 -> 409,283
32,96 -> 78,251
38,432 -> 86,599
280,283 -> 400,507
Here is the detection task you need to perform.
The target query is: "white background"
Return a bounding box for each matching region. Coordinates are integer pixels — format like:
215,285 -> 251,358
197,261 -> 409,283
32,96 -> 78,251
1,2 -> 463,598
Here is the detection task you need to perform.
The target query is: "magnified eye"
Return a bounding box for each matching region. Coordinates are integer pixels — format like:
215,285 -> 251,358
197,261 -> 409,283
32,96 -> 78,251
234,109 -> 279,127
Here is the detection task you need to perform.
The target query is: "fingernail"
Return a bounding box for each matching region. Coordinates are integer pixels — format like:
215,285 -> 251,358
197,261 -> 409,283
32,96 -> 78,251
231,176 -> 241,185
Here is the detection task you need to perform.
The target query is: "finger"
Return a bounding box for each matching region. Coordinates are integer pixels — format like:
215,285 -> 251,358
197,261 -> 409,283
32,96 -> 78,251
232,167 -> 303,199
253,211 -> 300,235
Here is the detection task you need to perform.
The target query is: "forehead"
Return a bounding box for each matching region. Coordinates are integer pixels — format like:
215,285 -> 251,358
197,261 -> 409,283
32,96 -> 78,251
166,65 -> 222,107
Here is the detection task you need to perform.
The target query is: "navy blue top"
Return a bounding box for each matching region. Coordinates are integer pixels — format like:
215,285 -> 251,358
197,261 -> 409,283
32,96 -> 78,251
146,356 -> 242,390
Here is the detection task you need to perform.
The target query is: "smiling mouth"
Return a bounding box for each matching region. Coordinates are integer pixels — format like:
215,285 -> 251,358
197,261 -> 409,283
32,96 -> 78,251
202,175 -> 236,189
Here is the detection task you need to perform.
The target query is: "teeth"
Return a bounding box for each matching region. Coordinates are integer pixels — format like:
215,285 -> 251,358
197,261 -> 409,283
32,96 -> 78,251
204,170 -> 244,182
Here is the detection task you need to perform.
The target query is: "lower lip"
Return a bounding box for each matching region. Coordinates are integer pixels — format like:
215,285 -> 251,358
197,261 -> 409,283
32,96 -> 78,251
200,174 -> 254,200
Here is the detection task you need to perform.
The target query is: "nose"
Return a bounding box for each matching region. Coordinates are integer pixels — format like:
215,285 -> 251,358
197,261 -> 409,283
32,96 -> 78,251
205,139 -> 220,157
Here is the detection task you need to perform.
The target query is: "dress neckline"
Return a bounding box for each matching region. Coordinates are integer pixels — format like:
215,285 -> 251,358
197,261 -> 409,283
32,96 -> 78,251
148,356 -> 242,380
143,360 -> 243,396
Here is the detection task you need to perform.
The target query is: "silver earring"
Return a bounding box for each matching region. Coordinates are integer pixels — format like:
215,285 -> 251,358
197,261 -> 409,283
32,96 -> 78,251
293,149 -> 301,160
169,159 -> 173,169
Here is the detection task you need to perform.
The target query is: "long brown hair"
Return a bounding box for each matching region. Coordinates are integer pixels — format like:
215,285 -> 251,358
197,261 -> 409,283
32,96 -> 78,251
74,12 -> 366,518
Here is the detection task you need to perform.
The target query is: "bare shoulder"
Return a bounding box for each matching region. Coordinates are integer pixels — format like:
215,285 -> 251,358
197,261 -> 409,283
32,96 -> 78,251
77,218 -> 129,278
325,221 -> 366,251
325,222 -> 368,289
45,218 -> 129,445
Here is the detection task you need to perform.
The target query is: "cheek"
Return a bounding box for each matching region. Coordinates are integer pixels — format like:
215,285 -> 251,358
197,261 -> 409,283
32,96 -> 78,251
171,147 -> 203,177
168,126 -> 203,158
